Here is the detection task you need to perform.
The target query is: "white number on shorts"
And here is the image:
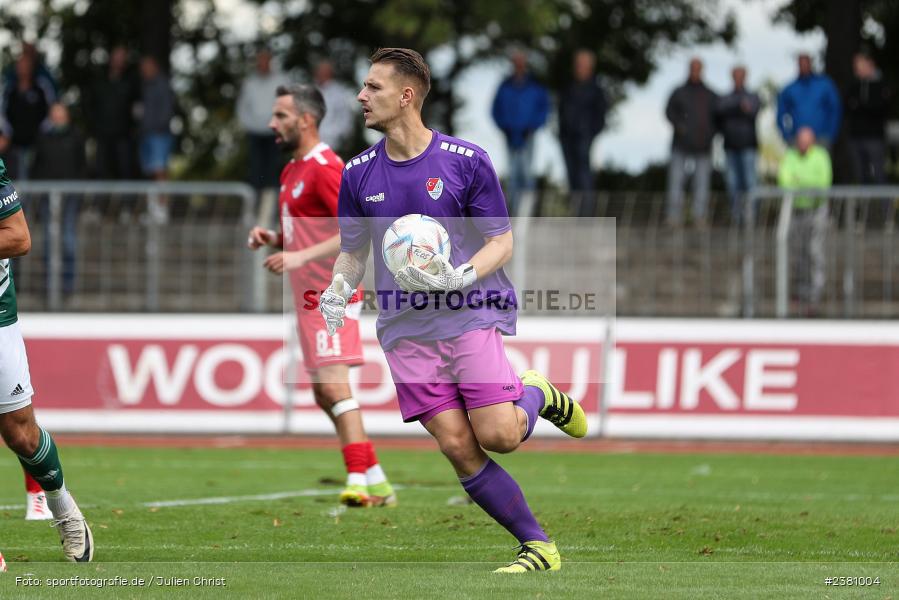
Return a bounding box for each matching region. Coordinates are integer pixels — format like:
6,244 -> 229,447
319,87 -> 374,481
316,330 -> 342,357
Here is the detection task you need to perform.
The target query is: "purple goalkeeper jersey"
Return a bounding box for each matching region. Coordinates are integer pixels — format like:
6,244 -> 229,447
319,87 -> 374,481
338,129 -> 517,351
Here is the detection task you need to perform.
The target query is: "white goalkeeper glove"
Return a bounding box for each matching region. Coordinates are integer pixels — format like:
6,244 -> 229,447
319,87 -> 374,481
394,255 -> 477,293
319,274 -> 354,336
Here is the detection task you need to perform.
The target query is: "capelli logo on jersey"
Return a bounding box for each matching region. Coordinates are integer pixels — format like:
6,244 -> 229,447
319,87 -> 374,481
292,181 -> 305,199
365,192 -> 385,203
426,177 -> 444,200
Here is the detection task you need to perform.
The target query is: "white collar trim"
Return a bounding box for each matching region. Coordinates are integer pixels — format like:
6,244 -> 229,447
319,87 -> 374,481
303,142 -> 330,161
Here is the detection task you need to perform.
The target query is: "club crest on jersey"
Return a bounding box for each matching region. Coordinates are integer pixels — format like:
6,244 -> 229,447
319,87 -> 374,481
292,181 -> 304,199
426,177 -> 444,200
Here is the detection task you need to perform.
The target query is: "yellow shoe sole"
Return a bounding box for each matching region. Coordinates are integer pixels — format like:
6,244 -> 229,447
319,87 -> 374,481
338,489 -> 371,508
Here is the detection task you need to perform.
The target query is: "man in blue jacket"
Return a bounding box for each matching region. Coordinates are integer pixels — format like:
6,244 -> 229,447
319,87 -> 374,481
777,54 -> 841,149
491,50 -> 549,216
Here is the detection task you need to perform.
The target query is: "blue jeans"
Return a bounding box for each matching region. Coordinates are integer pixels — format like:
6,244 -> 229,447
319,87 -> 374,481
724,149 -> 757,224
7,146 -> 32,181
561,135 -> 596,217
666,150 -> 711,224
40,194 -> 81,295
139,133 -> 174,176
246,133 -> 282,191
506,137 -> 535,217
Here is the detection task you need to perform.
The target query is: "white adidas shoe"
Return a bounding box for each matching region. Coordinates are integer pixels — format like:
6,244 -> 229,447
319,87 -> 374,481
25,492 -> 53,521
52,504 -> 94,562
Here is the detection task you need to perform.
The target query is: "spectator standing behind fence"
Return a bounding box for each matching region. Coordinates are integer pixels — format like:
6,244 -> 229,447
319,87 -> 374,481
31,103 -> 86,297
558,49 -> 607,218
778,127 -> 832,315
2,42 -> 58,107
665,58 -> 717,227
844,53 -> 891,190
237,48 -> 289,193
137,56 -> 175,182
1,53 -> 51,180
314,60 -> 356,155
776,54 -> 841,149
87,46 -> 138,179
491,49 -> 549,216
716,66 -> 760,225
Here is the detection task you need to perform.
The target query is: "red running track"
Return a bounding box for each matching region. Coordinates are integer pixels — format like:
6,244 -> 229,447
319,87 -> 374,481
53,435 -> 899,457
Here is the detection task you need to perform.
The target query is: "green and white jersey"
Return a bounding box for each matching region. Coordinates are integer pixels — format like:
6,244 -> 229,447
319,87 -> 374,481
0,158 -> 22,328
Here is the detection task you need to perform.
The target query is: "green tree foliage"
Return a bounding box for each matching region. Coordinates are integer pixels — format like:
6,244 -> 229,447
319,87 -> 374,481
2,0 -> 733,178
774,0 -> 897,181
774,0 -> 897,114
276,0 -> 734,134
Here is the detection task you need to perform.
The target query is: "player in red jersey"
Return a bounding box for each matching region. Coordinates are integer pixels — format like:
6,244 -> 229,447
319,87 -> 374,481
248,84 -> 395,507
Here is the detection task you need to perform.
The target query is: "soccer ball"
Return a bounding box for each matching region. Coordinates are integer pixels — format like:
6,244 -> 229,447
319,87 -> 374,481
382,214 -> 451,276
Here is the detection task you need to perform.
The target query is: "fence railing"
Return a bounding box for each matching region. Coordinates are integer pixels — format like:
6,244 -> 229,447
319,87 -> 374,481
15,180 -> 266,312
743,186 -> 898,318
11,181 -> 899,319
529,186 -> 898,318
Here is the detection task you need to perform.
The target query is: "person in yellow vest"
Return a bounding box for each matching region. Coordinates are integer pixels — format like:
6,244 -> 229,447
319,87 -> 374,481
777,126 -> 832,314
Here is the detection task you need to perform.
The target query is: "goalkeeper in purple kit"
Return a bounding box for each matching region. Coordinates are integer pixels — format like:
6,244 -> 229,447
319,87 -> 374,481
319,48 -> 587,573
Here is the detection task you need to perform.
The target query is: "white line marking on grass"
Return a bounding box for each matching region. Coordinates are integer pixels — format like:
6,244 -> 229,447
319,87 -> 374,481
143,489 -> 337,508
142,485 -> 412,508
7,484 -> 439,512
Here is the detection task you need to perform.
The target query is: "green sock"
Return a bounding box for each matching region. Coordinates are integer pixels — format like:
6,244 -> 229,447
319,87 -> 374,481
17,428 -> 64,491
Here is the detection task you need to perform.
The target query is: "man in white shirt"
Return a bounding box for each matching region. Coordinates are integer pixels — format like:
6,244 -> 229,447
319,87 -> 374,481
314,60 -> 356,154
237,48 -> 291,192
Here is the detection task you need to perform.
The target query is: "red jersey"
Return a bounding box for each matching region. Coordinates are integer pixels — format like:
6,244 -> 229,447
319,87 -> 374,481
279,142 -> 344,299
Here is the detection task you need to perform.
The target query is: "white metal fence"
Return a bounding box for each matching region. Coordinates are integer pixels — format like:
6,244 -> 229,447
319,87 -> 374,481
743,186 -> 899,318
543,187 -> 899,318
15,180 -> 266,312
11,181 -> 899,318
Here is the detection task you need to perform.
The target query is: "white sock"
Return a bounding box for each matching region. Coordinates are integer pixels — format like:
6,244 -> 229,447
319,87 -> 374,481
366,464 -> 387,487
346,472 -> 367,487
45,483 -> 76,518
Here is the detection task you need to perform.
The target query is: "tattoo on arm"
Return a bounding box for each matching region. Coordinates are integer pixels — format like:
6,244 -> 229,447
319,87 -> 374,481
333,245 -> 370,289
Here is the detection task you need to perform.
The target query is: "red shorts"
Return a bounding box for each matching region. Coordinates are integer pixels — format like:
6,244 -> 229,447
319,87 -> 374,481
297,301 -> 364,372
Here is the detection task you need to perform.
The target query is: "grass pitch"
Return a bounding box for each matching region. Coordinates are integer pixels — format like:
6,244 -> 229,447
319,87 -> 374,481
0,444 -> 896,599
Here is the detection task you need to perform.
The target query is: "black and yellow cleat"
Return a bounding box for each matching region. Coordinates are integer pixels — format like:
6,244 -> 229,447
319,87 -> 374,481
493,540 -> 561,573
520,370 -> 587,438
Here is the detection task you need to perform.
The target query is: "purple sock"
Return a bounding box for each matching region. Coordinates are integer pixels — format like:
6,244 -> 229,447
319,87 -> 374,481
514,385 -> 544,441
460,459 -> 549,544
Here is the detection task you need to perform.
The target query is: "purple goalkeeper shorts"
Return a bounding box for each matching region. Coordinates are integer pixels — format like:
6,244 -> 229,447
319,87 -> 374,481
384,327 -> 523,424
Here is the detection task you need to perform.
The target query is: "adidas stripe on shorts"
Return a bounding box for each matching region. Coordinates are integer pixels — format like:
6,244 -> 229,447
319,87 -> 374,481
0,322 -> 34,414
